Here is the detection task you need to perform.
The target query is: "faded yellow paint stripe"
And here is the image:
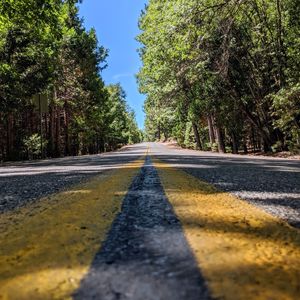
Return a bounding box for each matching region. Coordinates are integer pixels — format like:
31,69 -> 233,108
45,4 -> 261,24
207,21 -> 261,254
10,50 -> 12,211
154,159 -> 300,300
0,158 -> 144,300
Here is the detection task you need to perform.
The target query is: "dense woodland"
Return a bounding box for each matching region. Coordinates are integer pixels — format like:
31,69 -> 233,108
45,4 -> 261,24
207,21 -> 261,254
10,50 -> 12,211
138,0 -> 300,154
0,0 -> 141,161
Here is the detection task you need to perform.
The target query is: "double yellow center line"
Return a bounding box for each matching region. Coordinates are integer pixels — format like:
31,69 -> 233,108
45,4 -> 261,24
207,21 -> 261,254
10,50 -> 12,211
154,158 -> 300,300
1,151 -> 299,300
0,158 -> 144,300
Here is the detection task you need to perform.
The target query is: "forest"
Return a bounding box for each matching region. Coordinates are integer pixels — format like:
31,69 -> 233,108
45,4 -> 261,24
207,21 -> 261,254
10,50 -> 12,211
0,0 -> 142,161
138,0 -> 300,154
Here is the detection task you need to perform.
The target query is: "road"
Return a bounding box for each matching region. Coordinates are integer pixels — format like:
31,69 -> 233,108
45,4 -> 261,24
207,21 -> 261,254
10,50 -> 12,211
0,142 -> 299,300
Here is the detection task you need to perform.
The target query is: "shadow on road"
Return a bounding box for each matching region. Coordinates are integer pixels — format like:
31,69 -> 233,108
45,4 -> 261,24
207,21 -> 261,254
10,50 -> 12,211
0,145 -> 147,213
153,152 -> 300,227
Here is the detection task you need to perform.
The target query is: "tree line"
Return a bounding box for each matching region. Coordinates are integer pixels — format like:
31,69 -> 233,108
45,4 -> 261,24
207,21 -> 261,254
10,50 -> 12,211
0,0 -> 142,161
138,0 -> 300,154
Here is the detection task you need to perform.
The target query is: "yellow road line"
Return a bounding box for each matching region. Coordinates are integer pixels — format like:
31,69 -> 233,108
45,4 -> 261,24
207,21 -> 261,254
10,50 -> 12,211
0,158 -> 144,300
154,159 -> 300,300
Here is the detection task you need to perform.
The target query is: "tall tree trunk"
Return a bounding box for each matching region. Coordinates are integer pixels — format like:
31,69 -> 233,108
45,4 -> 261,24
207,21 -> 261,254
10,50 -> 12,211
212,115 -> 226,153
251,125 -> 256,152
0,113 -> 4,161
55,106 -> 61,157
241,106 -> 273,152
96,134 -> 99,154
64,101 -> 70,156
263,138 -> 271,153
7,113 -> 14,160
243,137 -> 248,154
157,122 -> 161,141
215,125 -> 226,153
231,132 -> 239,154
163,129 -> 168,142
207,115 -> 216,145
276,0 -> 285,87
49,103 -> 55,157
49,87 -> 57,157
192,122 -> 202,150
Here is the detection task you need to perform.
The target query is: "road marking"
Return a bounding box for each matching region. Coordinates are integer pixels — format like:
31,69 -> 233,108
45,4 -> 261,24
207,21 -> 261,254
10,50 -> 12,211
154,159 -> 300,300
0,158 -> 144,300
74,155 -> 209,300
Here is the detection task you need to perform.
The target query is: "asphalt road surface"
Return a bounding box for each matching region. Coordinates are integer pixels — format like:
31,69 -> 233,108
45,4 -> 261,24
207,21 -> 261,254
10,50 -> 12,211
1,142 -> 299,300
151,143 -> 300,228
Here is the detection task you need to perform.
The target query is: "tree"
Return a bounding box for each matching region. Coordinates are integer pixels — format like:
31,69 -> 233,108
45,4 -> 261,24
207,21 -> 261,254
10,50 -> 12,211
0,0 -> 141,161
138,0 -> 300,154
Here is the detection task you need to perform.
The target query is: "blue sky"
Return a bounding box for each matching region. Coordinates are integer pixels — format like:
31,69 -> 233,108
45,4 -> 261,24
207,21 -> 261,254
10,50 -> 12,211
79,0 -> 147,129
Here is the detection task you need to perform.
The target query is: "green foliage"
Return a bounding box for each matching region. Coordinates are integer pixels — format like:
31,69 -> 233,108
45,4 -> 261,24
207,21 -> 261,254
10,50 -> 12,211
23,134 -> 47,159
272,84 -> 300,153
206,143 -> 218,152
0,0 -> 141,161
138,0 -> 300,154
0,0 -> 63,111
184,122 -> 196,149
103,84 -> 142,148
